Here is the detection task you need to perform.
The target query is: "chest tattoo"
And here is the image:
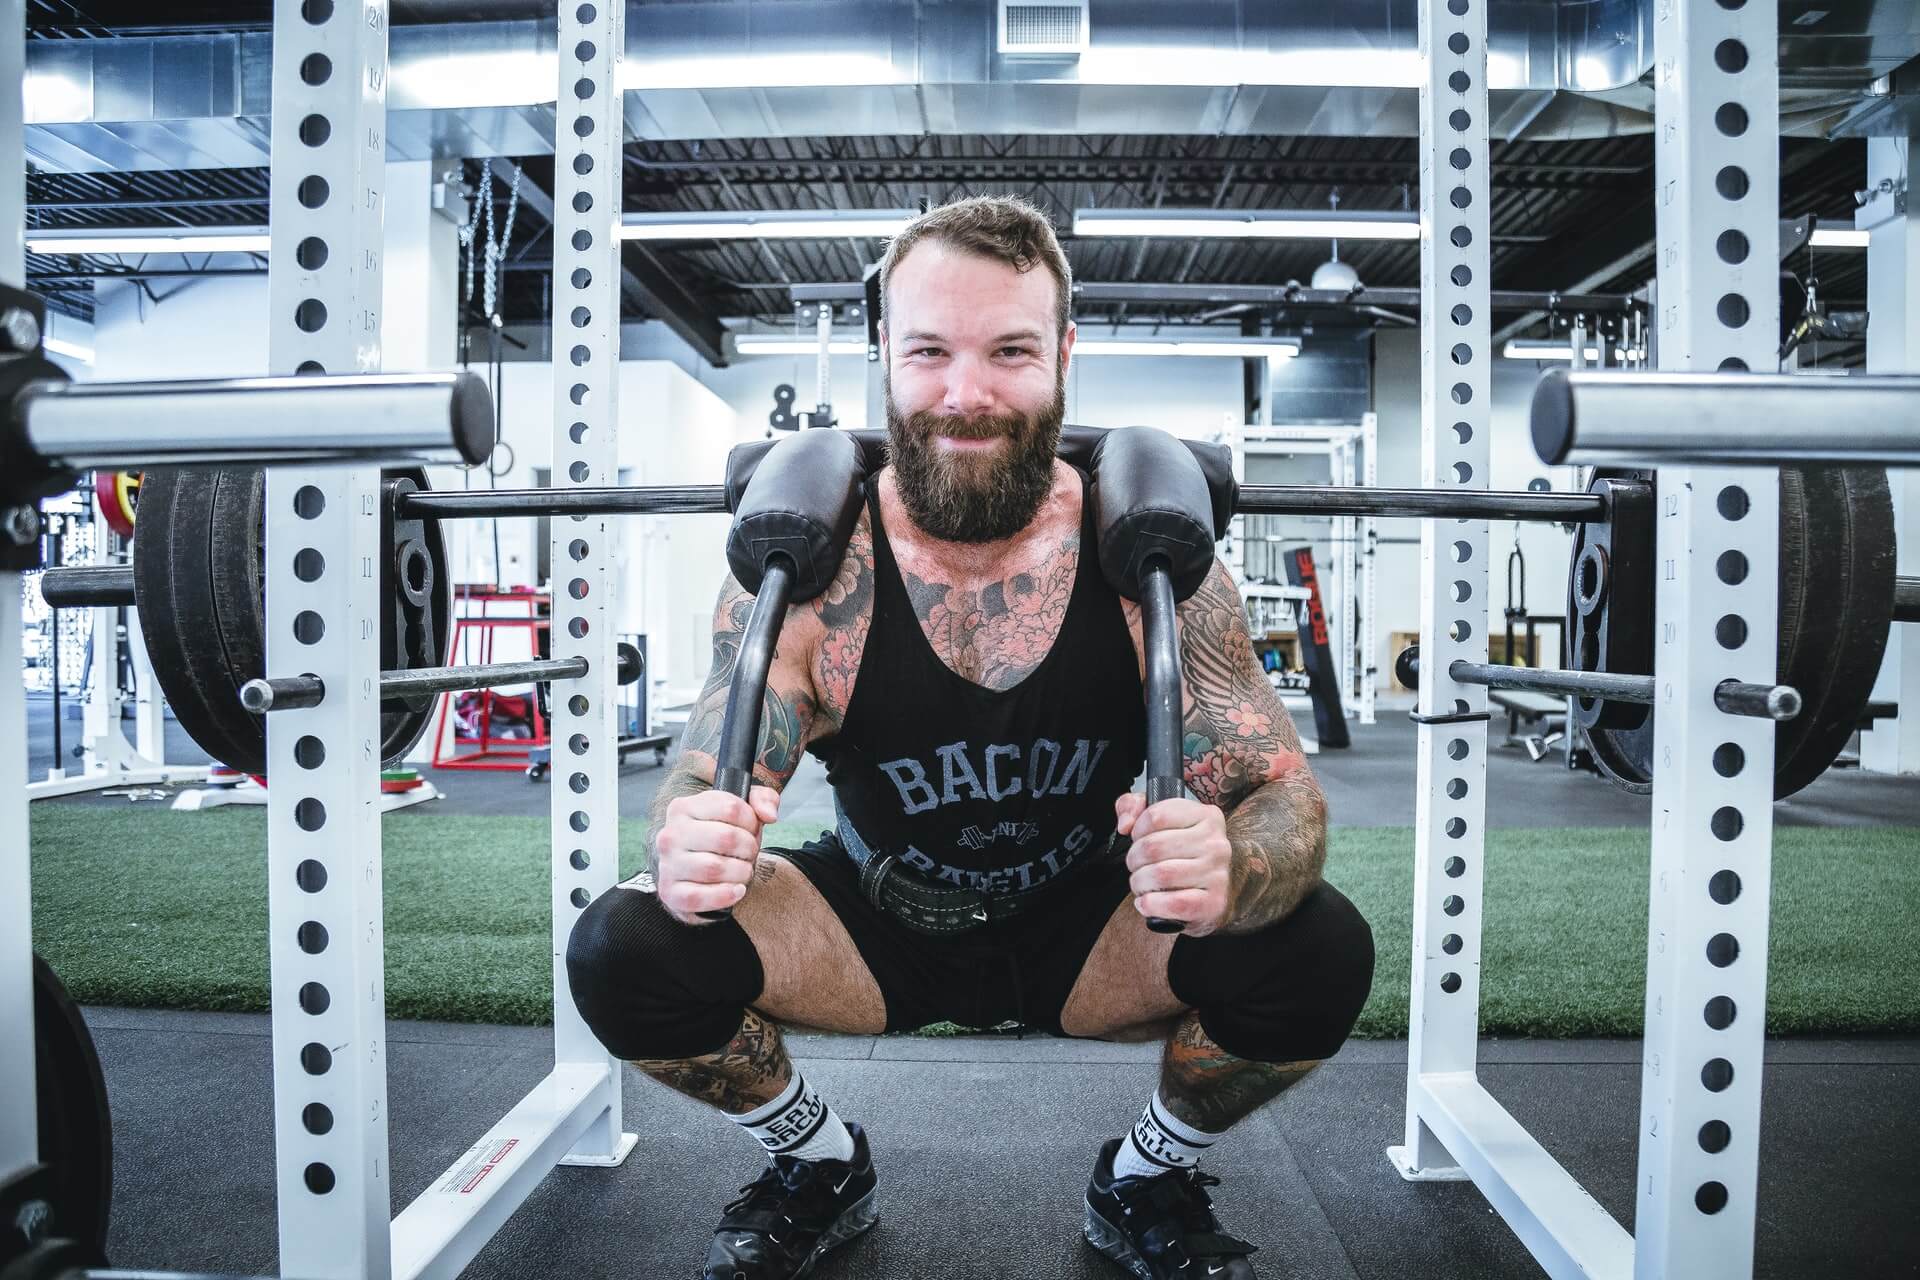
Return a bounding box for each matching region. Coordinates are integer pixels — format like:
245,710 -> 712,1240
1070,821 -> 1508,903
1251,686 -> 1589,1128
899,533 -> 1078,690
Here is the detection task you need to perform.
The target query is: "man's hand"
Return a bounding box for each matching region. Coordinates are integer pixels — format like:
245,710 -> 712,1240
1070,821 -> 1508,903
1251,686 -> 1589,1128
1115,792 -> 1233,937
651,785 -> 781,925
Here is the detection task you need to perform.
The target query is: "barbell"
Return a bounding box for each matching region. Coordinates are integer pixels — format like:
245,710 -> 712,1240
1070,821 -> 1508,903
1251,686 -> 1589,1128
33,426 -> 1900,801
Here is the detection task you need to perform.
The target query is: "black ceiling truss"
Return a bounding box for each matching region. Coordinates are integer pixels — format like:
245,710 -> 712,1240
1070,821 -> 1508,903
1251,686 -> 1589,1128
24,134 -> 1866,364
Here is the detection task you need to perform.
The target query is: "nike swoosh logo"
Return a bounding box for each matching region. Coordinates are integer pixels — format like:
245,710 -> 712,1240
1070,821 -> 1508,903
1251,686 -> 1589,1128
834,1170 -> 855,1194
734,1237 -> 756,1248
1207,1267 -> 1225,1276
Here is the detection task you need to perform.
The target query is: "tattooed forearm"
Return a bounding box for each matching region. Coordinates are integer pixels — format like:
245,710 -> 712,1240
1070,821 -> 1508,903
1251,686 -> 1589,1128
1174,561 -> 1329,932
1158,1010 -> 1319,1133
1222,772 -> 1327,932
631,1008 -> 793,1114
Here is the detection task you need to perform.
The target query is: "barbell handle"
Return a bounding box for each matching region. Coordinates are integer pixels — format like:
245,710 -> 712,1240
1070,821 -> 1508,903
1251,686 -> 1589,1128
698,555 -> 797,923
1138,557 -> 1187,935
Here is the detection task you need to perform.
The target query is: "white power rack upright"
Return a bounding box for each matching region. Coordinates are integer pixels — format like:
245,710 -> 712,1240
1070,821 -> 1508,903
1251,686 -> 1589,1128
1388,2 -> 1783,1278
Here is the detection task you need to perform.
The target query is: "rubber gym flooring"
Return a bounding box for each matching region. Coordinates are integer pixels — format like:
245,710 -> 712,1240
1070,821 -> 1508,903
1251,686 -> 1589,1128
26,694 -> 1920,1277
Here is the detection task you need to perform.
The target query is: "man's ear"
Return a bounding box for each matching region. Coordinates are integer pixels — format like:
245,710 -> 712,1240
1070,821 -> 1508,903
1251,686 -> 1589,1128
878,320 -> 889,360
1058,319 -> 1076,379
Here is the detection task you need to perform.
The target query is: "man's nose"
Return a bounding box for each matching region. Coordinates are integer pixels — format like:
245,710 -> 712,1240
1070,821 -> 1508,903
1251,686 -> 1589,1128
940,356 -> 997,418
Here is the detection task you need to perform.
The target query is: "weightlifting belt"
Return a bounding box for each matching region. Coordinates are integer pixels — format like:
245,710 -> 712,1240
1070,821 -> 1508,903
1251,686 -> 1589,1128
834,799 -> 1072,937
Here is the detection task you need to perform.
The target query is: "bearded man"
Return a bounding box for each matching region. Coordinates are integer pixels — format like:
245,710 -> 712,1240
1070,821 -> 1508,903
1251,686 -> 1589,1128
567,195 -> 1375,1280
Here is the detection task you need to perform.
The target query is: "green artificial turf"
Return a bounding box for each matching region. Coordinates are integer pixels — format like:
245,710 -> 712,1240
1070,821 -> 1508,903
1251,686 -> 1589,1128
27,806 -> 1920,1037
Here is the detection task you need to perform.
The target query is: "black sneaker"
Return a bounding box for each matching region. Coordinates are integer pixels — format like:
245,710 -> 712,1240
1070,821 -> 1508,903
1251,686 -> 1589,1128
702,1122 -> 879,1280
1083,1138 -> 1259,1279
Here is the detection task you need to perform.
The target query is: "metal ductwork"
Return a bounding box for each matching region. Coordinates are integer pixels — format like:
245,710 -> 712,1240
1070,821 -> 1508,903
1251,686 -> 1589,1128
22,0 -> 1920,174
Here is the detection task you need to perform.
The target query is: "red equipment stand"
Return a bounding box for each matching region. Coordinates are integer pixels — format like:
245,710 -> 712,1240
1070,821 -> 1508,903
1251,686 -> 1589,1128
432,587 -> 553,771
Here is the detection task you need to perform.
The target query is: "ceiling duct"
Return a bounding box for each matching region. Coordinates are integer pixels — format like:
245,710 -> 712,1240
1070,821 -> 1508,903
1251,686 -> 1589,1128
22,0 -> 1918,174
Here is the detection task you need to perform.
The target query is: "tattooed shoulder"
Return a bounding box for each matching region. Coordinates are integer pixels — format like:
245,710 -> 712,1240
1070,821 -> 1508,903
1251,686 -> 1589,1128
808,510 -> 876,730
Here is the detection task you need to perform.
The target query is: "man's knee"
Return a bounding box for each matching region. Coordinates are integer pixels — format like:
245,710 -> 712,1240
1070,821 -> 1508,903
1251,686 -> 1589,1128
1167,882 -> 1375,1063
565,878 -> 766,1060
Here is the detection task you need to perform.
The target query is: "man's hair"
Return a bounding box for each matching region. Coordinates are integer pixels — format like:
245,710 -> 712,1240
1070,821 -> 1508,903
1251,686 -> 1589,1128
878,195 -> 1073,341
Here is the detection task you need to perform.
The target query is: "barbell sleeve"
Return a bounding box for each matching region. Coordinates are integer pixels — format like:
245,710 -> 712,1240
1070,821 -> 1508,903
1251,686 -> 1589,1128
1894,575 -> 1920,625
39,564 -> 135,608
1532,368 -> 1920,466
12,371 -> 495,471
238,648 -> 641,713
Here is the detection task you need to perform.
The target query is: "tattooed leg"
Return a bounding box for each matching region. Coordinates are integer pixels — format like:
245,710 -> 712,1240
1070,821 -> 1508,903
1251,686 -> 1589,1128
1158,1009 -> 1319,1134
630,1006 -> 793,1114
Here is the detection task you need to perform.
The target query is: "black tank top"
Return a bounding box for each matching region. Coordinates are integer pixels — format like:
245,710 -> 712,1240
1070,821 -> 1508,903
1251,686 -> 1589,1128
813,468 -> 1147,902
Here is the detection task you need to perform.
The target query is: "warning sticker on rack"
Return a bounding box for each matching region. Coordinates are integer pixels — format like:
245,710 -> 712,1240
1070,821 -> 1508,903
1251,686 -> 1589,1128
436,1137 -> 520,1195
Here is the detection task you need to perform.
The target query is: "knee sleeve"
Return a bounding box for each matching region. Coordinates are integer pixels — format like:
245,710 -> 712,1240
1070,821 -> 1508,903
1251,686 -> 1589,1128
565,882 -> 765,1060
1166,882 -> 1375,1063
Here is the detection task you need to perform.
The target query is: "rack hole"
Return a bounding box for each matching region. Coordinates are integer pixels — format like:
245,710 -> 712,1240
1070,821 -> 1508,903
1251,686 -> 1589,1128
1707,932 -> 1740,967
297,921 -> 328,955
295,797 -> 326,831
296,860 -> 327,893
300,1043 -> 331,1074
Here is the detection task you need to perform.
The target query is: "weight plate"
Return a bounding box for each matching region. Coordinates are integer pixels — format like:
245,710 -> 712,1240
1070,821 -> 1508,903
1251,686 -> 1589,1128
134,467 -> 451,774
131,469 -> 262,773
1774,467 -> 1894,798
1578,466 -> 1895,799
33,953 -> 112,1261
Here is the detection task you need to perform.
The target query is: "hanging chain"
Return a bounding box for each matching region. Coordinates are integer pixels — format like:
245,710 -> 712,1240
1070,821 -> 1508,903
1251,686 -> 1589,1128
456,159 -> 524,323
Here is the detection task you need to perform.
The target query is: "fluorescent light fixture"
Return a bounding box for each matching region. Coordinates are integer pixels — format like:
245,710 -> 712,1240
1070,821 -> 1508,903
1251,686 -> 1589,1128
1810,227 -> 1869,249
622,210 -> 914,241
733,337 -> 869,356
1077,46 -> 1422,89
43,336 -> 93,363
1502,340 -> 1609,361
27,226 -> 271,255
1076,340 -> 1300,359
1074,209 -> 1419,241
621,53 -> 905,91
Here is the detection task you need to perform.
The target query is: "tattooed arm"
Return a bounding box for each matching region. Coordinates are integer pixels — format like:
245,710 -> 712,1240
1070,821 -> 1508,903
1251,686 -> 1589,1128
1172,558 -> 1329,933
643,576 -> 825,862
645,513 -> 876,861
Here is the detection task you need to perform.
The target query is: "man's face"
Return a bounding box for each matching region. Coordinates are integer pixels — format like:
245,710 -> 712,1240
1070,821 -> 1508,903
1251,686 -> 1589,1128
882,240 -> 1076,544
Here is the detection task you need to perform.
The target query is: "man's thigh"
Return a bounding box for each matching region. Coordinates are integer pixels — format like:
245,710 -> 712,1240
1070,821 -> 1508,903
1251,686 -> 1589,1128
733,850 -> 888,1036
1057,895 -> 1186,1042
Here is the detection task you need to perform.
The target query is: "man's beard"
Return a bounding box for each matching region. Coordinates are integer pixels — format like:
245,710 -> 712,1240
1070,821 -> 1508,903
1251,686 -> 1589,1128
885,377 -> 1066,544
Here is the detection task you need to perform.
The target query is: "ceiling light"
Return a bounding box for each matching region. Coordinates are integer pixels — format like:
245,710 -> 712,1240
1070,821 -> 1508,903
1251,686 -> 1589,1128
27,227 -> 271,255
1502,340 -> 1611,361
1075,340 -> 1300,359
1073,209 -> 1419,241
733,337 -> 869,356
623,211 -> 914,241
1809,227 -> 1869,249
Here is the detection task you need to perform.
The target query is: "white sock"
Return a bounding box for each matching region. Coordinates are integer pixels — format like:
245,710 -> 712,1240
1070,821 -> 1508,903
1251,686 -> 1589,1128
727,1072 -> 856,1163
1111,1090 -> 1222,1180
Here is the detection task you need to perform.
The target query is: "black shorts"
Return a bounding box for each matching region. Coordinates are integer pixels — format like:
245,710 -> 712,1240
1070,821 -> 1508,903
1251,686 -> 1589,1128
770,831 -> 1135,1036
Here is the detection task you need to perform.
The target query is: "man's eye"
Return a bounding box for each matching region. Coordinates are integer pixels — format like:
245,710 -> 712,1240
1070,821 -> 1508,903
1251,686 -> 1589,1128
910,347 -> 944,358
999,346 -> 1033,358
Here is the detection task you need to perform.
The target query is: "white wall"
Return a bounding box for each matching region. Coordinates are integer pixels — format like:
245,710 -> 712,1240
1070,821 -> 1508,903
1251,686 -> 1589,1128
1369,328 -> 1580,676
